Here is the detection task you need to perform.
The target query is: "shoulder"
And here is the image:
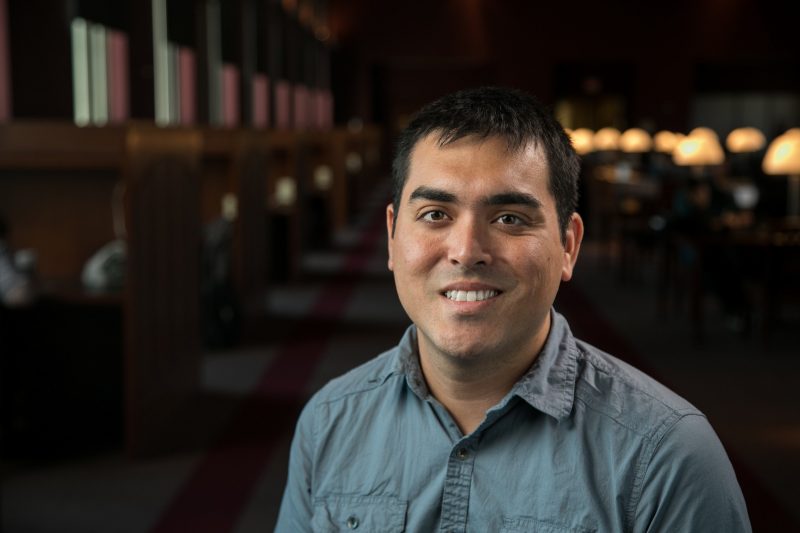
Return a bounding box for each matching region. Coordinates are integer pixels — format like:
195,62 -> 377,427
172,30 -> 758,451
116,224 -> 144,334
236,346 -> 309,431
301,345 -> 403,421
633,399 -> 750,530
292,342 -> 411,461
572,338 -> 702,442
570,340 -> 749,529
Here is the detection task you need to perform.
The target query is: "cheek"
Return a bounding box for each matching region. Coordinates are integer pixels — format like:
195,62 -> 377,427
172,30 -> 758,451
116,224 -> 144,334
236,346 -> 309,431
512,243 -> 562,287
395,234 -> 441,273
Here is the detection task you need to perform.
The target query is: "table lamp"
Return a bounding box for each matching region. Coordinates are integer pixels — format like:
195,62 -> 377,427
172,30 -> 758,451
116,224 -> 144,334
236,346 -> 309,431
726,127 -> 766,153
673,130 -> 724,168
654,131 -> 682,154
762,129 -> 800,218
620,128 -> 653,153
568,128 -> 595,155
593,127 -> 621,151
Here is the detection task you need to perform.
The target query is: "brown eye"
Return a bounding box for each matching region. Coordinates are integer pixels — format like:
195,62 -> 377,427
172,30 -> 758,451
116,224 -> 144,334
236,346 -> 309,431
422,210 -> 448,222
496,214 -> 522,225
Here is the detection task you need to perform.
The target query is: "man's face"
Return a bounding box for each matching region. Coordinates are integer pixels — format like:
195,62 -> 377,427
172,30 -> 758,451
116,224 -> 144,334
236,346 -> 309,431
387,134 -> 582,366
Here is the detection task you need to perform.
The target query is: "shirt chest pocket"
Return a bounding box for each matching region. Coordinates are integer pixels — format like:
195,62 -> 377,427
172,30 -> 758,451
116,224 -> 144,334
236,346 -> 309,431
312,494 -> 407,533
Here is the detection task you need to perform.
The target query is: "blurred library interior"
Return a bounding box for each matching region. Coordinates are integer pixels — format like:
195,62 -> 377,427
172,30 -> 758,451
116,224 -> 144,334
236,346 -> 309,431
1,0 -> 799,531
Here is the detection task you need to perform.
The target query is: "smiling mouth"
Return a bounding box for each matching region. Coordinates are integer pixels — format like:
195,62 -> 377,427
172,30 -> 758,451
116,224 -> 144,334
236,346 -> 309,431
444,289 -> 500,302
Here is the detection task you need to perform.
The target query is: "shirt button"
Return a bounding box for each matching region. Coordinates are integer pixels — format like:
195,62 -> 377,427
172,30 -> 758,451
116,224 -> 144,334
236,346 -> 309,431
346,515 -> 359,529
456,447 -> 469,460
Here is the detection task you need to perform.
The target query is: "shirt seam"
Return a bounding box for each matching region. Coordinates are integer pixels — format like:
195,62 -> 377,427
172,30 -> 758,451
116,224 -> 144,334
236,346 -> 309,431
625,411 -> 708,530
576,344 -> 701,419
310,396 -> 322,503
314,370 -> 404,407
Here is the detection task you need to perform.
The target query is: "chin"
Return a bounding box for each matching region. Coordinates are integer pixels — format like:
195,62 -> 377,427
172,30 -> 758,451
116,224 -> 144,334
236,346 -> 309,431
431,333 -> 497,362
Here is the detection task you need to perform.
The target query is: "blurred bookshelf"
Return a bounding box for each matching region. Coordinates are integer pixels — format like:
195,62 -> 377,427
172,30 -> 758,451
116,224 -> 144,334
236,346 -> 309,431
1,0 -> 333,130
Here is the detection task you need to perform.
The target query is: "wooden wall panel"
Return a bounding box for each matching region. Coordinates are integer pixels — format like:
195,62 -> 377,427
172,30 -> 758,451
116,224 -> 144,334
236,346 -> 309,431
123,125 -> 202,457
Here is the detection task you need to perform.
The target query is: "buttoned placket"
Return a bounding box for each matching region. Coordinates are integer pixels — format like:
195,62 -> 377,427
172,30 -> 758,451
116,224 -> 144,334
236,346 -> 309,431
439,438 -> 476,533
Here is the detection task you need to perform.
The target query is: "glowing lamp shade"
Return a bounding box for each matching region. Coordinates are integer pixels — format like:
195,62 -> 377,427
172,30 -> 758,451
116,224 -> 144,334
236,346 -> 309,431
726,127 -> 766,153
619,128 -> 653,153
569,128 -> 595,155
763,132 -> 800,175
673,135 -> 724,166
763,130 -> 800,217
654,131 -> 680,153
689,127 -> 719,141
594,127 -> 621,151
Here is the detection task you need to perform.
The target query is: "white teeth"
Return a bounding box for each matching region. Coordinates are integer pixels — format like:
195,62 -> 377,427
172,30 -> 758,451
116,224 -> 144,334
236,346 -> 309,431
445,290 -> 499,302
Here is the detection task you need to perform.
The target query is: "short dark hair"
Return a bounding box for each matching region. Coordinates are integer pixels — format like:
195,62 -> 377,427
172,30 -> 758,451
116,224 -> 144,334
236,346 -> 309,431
391,86 -> 580,241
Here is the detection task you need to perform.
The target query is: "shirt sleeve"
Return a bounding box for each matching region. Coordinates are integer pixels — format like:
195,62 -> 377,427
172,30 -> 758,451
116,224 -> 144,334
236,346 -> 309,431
274,399 -> 317,533
632,413 -> 752,532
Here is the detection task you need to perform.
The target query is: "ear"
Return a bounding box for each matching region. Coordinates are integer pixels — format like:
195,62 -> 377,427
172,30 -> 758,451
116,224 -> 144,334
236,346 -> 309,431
386,203 -> 395,271
561,213 -> 584,282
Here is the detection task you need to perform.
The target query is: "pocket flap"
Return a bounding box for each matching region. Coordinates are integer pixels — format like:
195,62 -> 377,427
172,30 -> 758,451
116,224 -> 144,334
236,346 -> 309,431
312,494 -> 407,532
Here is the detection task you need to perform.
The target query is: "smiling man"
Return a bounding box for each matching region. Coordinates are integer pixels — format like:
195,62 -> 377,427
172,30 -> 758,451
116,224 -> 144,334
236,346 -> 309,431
276,87 -> 750,532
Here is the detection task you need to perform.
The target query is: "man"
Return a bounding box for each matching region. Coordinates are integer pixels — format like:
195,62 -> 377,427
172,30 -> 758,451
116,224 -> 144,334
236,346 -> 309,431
276,87 -> 750,532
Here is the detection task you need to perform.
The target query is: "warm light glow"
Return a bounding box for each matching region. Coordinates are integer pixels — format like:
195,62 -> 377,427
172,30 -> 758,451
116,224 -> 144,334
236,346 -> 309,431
689,127 -> 719,141
594,127 -> 621,151
314,164 -> 333,190
763,129 -> 800,217
619,128 -> 653,153
221,193 -> 238,221
275,176 -> 297,206
569,128 -> 594,155
654,131 -> 680,153
726,127 -> 766,153
673,134 -> 725,166
763,131 -> 800,175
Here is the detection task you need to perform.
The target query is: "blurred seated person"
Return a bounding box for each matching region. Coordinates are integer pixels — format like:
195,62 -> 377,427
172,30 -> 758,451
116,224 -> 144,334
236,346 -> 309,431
669,174 -> 756,330
0,215 -> 34,307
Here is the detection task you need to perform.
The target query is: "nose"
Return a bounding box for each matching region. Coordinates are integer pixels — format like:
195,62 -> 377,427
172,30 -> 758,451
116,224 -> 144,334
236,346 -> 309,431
447,217 -> 492,268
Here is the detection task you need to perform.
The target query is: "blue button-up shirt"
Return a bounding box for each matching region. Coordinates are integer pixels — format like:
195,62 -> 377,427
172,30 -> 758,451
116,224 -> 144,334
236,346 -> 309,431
276,310 -> 751,532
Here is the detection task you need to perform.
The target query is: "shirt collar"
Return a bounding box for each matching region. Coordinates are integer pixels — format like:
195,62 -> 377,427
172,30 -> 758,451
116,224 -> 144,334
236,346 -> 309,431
511,309 -> 578,421
391,326 -> 431,399
391,309 -> 578,421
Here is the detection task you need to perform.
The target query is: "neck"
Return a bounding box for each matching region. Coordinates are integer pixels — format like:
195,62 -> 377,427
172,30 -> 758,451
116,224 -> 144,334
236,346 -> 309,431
418,318 -> 549,435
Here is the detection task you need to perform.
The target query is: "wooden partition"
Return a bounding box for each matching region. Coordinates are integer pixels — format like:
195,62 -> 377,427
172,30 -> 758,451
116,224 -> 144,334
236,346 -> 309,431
123,126 -> 202,456
200,129 -> 268,329
0,122 -> 202,458
299,131 -> 343,246
332,125 -> 385,226
264,130 -> 302,281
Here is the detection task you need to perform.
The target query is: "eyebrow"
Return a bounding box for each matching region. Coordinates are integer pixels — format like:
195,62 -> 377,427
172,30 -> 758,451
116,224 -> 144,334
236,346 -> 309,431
483,192 -> 542,210
408,186 -> 542,210
409,186 -> 457,203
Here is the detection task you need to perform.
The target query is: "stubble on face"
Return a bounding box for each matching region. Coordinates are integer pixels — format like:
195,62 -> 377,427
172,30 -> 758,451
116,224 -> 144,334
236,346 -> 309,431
387,134 -> 577,378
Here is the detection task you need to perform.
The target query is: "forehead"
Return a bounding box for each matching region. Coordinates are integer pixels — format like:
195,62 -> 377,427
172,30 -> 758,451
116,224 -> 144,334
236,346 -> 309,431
405,134 -> 550,199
